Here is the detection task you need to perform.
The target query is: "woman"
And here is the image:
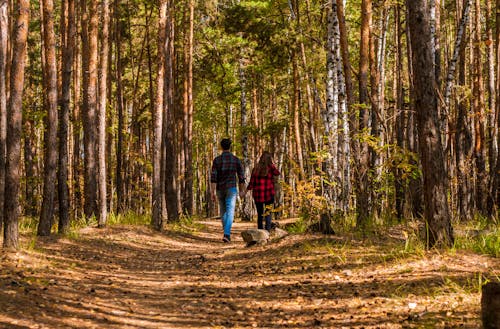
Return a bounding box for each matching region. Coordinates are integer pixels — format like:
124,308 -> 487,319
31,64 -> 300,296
246,151 -> 280,231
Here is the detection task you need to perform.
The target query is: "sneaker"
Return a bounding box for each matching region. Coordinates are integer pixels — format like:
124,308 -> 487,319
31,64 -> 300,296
222,235 -> 231,243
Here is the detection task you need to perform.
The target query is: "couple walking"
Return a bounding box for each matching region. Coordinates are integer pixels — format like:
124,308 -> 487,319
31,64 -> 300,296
210,138 -> 280,243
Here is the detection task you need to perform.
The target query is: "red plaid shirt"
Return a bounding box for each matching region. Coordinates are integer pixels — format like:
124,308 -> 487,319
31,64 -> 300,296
247,164 -> 280,202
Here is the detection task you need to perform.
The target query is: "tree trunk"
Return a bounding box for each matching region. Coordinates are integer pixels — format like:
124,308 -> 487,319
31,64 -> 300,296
0,0 -> 7,234
405,3 -> 424,219
72,15 -> 82,219
152,0 -> 167,230
163,0 -> 179,221
493,0 -> 500,208
97,0 -> 110,227
114,0 -> 124,213
82,0 -> 99,219
23,118 -> 38,217
357,0 -> 372,226
443,0 -> 472,109
337,0 -> 354,214
485,0 -> 496,214
292,55 -> 304,178
239,62 -> 252,222
394,3 -> 405,220
57,0 -> 74,234
407,0 -> 453,248
324,1 -> 340,209
38,0 -> 59,236
3,0 -> 29,249
455,0 -> 474,221
472,0 -> 488,216
182,0 -> 194,215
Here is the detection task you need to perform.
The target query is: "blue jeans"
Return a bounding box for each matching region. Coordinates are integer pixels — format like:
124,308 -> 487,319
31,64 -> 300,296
217,187 -> 238,237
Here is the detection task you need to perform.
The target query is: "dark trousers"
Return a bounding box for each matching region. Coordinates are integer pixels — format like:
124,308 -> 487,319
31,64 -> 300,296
255,198 -> 274,231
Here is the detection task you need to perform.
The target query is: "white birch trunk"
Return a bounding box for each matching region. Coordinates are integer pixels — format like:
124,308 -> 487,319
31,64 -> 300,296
334,1 -> 350,213
239,62 -> 252,221
324,0 -> 340,208
444,0 -> 472,109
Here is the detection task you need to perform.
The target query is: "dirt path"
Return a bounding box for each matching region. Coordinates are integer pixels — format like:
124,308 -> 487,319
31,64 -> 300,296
0,219 -> 498,328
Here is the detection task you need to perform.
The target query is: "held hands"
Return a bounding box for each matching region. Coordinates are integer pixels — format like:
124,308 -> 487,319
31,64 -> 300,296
239,189 -> 247,199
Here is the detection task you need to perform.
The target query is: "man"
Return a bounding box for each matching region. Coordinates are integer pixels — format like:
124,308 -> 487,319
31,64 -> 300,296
210,138 -> 246,243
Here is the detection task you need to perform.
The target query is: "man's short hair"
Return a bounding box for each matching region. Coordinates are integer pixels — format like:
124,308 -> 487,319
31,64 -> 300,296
221,138 -> 231,150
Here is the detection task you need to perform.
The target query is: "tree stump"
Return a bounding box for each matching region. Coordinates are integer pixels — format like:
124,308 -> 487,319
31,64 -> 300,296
481,281 -> 500,329
307,213 -> 335,235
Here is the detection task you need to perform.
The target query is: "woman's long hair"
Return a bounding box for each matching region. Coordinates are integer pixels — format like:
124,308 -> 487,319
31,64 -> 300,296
254,151 -> 273,177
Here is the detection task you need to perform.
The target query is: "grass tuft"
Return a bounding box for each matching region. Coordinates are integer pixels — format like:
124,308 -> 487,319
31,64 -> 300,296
167,214 -> 206,233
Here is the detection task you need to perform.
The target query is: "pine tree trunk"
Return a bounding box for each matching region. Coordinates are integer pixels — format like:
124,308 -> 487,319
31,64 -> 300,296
82,0 -> 99,219
407,0 -> 454,247
0,0 -> 7,234
97,0 -> 110,227
72,28 -> 82,219
394,3 -> 405,220
472,0 -> 488,216
357,0 -> 372,226
182,0 -> 194,215
38,0 -> 59,236
405,3 -> 424,219
114,0 -> 124,213
57,0 -> 74,233
455,0 -> 474,221
152,0 -> 167,230
485,0 -> 496,213
493,0 -> 500,208
163,0 -> 179,221
23,118 -> 38,217
3,0 -> 29,249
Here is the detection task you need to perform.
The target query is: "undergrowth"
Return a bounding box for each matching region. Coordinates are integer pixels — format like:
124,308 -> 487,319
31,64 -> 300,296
167,214 -> 206,233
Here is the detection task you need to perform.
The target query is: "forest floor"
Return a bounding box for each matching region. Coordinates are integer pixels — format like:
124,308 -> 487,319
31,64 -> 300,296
0,218 -> 498,329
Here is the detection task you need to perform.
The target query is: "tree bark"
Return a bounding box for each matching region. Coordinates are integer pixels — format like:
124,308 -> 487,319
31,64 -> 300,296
472,0 -> 488,216
239,62 -> 252,222
485,0 -> 496,214
152,0 -> 167,230
0,0 -> 7,234
182,0 -> 194,215
163,0 -> 179,221
3,0 -> 29,248
494,0 -> 500,208
292,54 -> 304,178
82,0 -> 99,219
114,0 -> 124,213
443,0 -> 472,109
58,0 -> 75,233
72,21 -> 82,219
38,0 -> 59,236
335,0 -> 352,212
407,0 -> 453,247
394,3 -> 405,220
97,0 -> 110,227
357,0 -> 372,226
455,0 -> 474,221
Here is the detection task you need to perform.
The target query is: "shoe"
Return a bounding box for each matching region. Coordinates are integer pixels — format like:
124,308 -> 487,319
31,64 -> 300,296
222,235 -> 231,243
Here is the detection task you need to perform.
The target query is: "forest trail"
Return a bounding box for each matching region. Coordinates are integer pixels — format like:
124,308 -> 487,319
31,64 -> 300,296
0,219 -> 498,329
